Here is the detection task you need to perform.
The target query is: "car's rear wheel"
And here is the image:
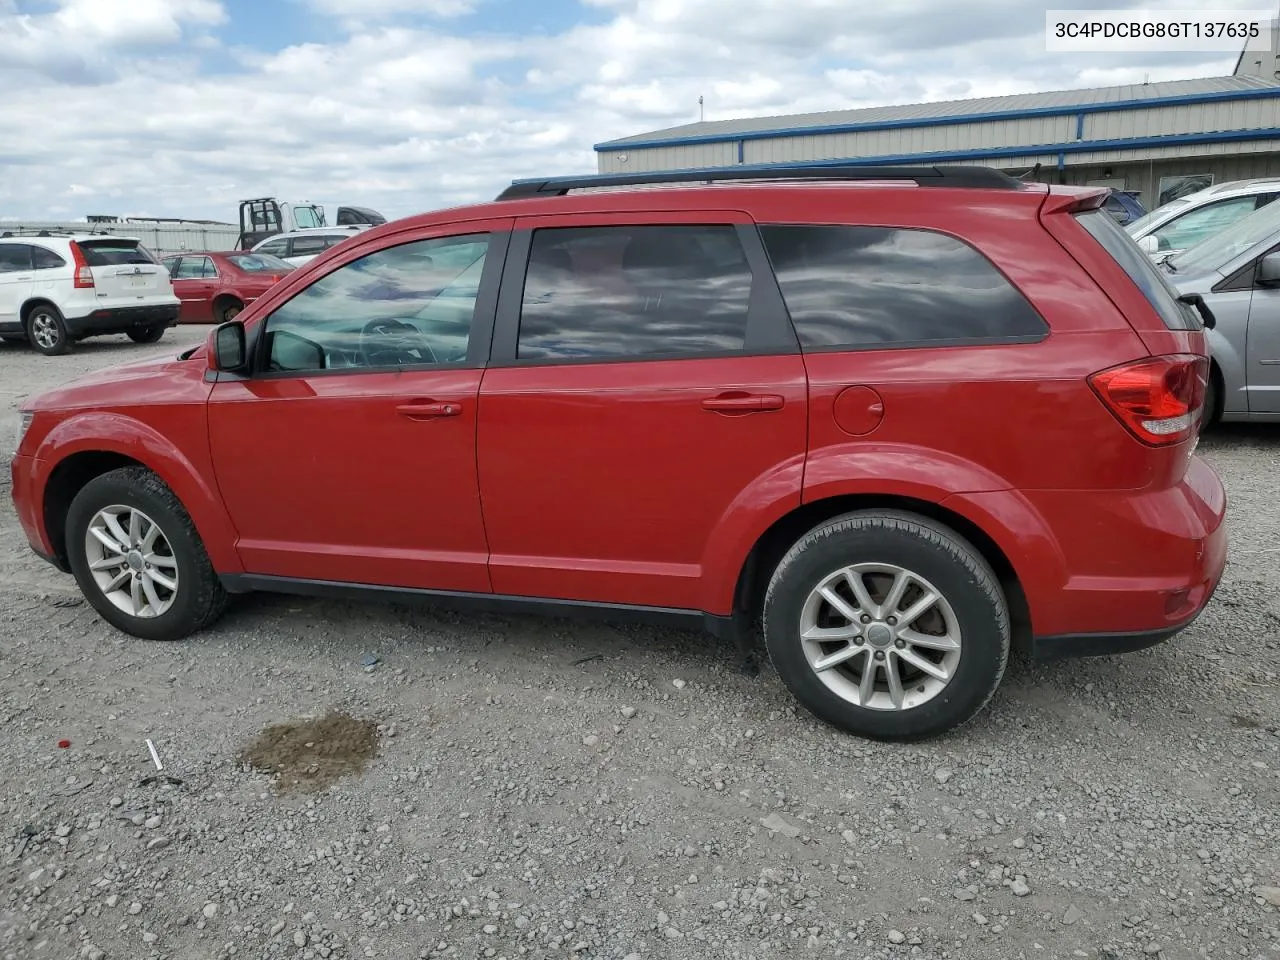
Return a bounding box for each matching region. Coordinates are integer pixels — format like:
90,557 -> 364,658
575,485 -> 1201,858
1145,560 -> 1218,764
128,326 -> 166,344
27,305 -> 70,356
216,299 -> 243,324
763,510 -> 1010,741
65,466 -> 228,642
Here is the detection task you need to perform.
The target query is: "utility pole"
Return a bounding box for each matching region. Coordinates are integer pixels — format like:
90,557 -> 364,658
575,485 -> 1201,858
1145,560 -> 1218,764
698,96 -> 704,122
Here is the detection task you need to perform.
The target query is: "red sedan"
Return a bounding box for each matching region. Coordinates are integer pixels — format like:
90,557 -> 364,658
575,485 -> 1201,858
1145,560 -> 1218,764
160,251 -> 294,324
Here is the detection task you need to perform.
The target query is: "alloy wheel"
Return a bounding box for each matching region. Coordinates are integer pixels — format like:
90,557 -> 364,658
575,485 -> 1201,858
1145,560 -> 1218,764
83,505 -> 180,618
798,562 -> 963,711
30,312 -> 61,351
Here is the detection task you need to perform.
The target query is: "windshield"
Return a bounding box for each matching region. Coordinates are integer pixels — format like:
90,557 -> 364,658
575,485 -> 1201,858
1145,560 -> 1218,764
293,205 -> 325,229
1126,197 -> 1191,235
226,253 -> 294,273
1168,198 -> 1280,273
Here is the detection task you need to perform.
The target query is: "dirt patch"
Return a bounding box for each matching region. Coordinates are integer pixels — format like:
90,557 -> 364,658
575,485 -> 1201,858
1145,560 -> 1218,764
240,711 -> 379,793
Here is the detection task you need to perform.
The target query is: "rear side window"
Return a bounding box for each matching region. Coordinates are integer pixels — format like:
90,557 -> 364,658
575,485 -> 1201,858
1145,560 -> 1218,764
1074,210 -> 1198,331
0,244 -> 32,273
31,246 -> 65,270
291,237 -> 329,256
517,224 -> 753,361
760,224 -> 1048,350
78,239 -> 158,266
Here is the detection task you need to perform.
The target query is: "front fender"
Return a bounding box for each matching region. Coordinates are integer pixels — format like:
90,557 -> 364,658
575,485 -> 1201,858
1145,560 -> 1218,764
31,411 -> 243,573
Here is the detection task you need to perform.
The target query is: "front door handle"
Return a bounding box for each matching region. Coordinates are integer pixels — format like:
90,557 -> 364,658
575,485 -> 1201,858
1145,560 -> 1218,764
396,400 -> 462,419
702,393 -> 785,413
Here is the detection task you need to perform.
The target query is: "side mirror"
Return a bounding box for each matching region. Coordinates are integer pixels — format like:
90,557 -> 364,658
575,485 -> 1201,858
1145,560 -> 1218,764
210,320 -> 247,372
1259,252 -> 1280,285
1178,293 -> 1216,331
1137,235 -> 1160,255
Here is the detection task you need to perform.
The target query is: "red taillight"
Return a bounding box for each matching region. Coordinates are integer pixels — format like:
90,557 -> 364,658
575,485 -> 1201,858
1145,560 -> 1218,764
1088,354 -> 1208,446
68,242 -> 94,289
270,274 -> 280,283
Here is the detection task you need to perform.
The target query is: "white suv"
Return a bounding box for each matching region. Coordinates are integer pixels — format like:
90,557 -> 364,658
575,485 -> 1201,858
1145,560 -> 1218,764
250,225 -> 368,266
1126,178 -> 1280,259
0,233 -> 180,356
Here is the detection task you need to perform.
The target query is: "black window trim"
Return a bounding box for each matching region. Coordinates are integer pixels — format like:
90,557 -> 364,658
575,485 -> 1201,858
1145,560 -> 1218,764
487,219 -> 799,368
757,221 -> 1051,355
235,227 -> 512,382
1213,238 -> 1280,293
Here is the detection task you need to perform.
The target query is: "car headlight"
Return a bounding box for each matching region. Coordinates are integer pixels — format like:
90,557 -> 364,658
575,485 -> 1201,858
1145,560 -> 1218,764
14,411 -> 33,454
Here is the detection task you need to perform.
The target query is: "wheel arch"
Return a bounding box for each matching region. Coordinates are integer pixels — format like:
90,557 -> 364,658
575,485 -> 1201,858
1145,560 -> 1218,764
31,416 -> 243,575
731,493 -> 1034,655
20,298 -> 61,324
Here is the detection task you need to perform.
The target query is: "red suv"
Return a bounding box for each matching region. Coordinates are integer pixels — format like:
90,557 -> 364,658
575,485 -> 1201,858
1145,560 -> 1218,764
10,164 -> 1227,741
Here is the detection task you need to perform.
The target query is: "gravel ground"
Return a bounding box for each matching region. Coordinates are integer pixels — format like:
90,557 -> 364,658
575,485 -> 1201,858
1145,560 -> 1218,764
1,330 -> 1278,960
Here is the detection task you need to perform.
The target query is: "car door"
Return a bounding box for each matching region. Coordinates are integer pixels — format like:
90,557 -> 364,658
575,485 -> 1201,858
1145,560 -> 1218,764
1245,247 -> 1280,414
172,255 -> 220,322
476,213 -> 807,611
0,244 -> 35,333
206,219 -> 512,592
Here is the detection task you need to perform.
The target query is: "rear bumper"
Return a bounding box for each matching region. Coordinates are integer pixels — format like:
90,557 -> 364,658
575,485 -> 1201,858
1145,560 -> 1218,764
64,304 -> 179,336
1024,454 -> 1228,657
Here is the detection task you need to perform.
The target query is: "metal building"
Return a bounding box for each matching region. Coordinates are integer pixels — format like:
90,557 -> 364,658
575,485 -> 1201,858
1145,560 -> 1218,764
595,75 -> 1280,210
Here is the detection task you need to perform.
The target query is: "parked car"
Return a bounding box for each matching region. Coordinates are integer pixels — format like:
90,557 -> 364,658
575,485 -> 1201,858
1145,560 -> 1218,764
250,226 -> 367,266
0,233 -> 178,355
1154,195 -> 1280,425
1102,189 -> 1146,226
160,251 -> 295,324
1126,177 -> 1280,260
10,163 -> 1226,741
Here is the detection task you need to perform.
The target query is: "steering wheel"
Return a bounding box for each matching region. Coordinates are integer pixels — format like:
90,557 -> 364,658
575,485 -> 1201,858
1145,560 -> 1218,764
359,318 -> 437,368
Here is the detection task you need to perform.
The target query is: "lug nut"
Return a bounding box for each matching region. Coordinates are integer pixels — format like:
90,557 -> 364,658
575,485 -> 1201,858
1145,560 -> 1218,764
895,639 -> 906,649
874,651 -> 885,661
860,614 -> 872,624
886,616 -> 897,625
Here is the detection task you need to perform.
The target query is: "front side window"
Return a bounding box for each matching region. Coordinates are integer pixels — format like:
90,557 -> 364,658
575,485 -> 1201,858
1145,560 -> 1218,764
1151,196 -> 1260,252
517,224 -> 753,361
760,224 -> 1048,349
292,206 -> 324,230
262,233 -> 490,373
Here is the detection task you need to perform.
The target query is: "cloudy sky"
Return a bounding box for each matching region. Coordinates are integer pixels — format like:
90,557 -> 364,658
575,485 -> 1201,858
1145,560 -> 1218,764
0,0 -> 1267,223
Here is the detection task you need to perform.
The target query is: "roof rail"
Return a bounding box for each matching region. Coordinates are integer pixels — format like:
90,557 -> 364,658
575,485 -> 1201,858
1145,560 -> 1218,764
496,163 -> 1023,200
0,228 -> 87,239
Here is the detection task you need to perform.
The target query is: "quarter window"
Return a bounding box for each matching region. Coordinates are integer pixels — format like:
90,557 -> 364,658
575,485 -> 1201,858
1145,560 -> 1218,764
516,224 -> 753,361
262,233 -> 491,373
31,246 -> 66,270
760,224 -> 1048,349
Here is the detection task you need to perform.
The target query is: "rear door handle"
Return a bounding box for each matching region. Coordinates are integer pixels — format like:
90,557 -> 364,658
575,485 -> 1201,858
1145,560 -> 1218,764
702,393 -> 785,413
396,400 -> 462,419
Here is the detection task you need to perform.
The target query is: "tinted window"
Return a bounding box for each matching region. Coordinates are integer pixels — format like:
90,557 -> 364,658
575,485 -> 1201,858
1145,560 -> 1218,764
1076,210 -> 1199,332
31,245 -> 65,270
226,253 -> 293,274
517,224 -> 752,361
257,238 -> 289,258
760,225 -> 1048,349
263,233 -> 490,372
0,244 -> 32,273
290,237 -> 329,256
78,239 -> 157,266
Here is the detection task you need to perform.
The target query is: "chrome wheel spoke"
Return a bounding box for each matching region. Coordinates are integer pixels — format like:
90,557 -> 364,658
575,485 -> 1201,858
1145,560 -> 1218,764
818,586 -> 860,625
896,647 -> 950,682
146,553 -> 177,570
148,568 -> 177,592
801,623 -> 861,643
812,645 -> 862,673
842,571 -> 877,616
898,590 -> 939,628
104,570 -> 131,594
140,575 -> 163,614
141,522 -> 161,552
858,657 -> 878,704
885,654 -> 906,709
881,570 -> 911,618
103,513 -> 132,550
90,554 -> 127,572
127,510 -> 142,547
90,526 -> 125,554
900,628 -> 961,652
129,576 -> 143,615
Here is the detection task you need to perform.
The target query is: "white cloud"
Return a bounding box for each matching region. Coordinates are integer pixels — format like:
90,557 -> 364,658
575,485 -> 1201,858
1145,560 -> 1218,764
0,0 -> 1258,223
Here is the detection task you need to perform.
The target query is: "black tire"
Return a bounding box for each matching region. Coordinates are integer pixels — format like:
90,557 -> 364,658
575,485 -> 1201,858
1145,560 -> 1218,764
26,304 -> 71,356
216,300 -> 243,324
762,510 -> 1010,742
128,326 -> 166,344
1200,370 -> 1219,434
65,466 -> 229,642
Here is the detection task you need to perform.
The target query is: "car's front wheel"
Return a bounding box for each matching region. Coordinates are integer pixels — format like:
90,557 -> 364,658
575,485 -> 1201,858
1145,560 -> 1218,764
763,510 -> 1010,741
27,304 -> 70,356
128,326 -> 166,344
65,466 -> 229,641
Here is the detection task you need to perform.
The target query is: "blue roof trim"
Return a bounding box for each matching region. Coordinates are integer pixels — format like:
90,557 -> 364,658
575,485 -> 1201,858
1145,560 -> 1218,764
711,128 -> 1280,168
594,86 -> 1280,152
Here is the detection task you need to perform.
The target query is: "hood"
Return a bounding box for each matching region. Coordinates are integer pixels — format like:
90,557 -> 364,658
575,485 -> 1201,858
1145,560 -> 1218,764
23,351 -> 204,413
